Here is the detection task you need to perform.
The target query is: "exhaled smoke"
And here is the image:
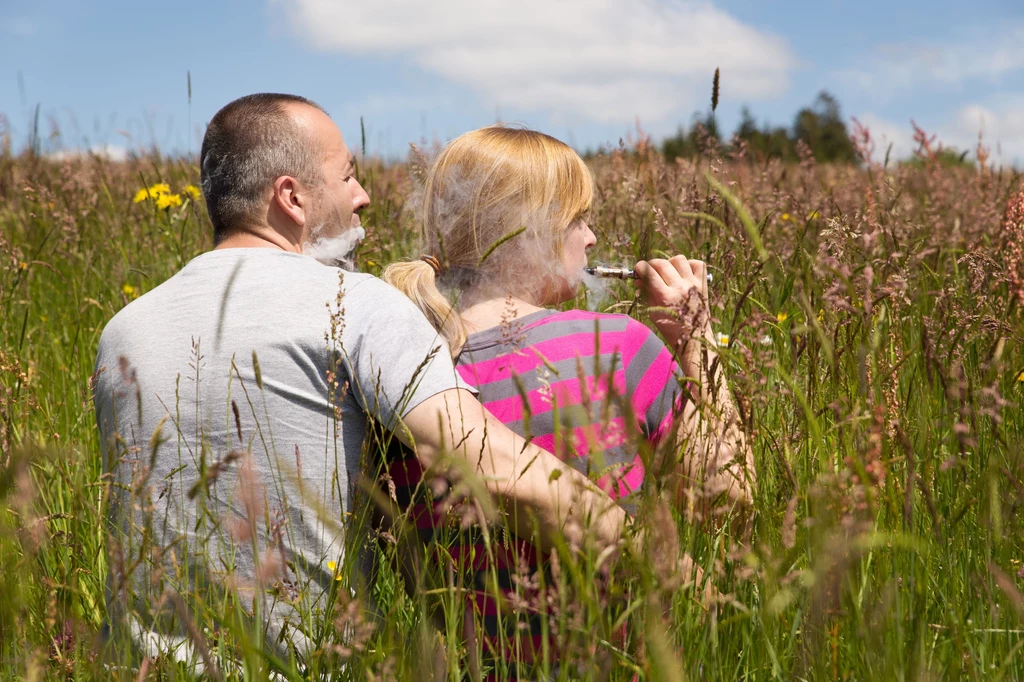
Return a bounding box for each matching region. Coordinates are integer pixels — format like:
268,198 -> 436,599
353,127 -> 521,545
302,226 -> 366,271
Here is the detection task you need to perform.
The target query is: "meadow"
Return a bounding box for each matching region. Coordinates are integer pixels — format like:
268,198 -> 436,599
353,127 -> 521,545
1,130 -> 1023,680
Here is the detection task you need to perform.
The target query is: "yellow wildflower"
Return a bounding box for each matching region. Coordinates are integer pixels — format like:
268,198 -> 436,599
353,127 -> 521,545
133,183 -> 171,203
365,259 -> 377,268
807,210 -> 820,220
122,283 -> 139,299
18,261 -> 28,271
776,312 -> 789,323
183,184 -> 201,201
780,213 -> 791,221
156,193 -> 183,210
327,560 -> 342,581
817,308 -> 824,322
1017,370 -> 1024,383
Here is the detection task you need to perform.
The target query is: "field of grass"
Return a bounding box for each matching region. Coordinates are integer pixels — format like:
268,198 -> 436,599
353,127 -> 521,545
1,139 -> 1023,680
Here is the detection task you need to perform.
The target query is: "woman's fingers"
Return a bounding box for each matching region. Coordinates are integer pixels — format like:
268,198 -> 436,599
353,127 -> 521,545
648,258 -> 687,287
668,255 -> 696,282
639,257 -> 706,286
635,257 -> 709,304
687,259 -> 708,297
634,261 -> 674,308
686,259 -> 705,281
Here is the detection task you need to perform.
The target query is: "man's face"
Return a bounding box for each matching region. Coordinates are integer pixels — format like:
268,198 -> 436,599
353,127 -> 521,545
298,107 -> 371,269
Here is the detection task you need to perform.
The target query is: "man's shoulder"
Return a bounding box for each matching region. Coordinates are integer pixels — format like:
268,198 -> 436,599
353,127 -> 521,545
95,251 -> 404,348
224,250 -> 383,298
97,276 -> 177,349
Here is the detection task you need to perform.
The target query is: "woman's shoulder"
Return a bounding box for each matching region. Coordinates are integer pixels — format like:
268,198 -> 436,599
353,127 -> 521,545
460,309 -> 659,358
541,309 -> 656,337
519,309 -> 660,355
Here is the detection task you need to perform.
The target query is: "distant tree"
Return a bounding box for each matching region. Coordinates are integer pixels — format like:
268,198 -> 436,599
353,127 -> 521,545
662,125 -> 696,161
662,111 -> 720,161
792,91 -> 857,163
735,107 -> 758,141
733,107 -> 796,162
662,88 -> 859,164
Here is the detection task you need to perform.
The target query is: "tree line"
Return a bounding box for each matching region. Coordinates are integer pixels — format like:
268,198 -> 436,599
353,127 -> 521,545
662,90 -> 860,163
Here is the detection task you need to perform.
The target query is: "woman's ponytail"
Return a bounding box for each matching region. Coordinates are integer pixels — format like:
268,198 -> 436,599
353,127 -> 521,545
382,260 -> 467,357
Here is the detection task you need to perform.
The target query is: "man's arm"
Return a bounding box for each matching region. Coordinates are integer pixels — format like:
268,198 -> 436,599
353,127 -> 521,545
395,388 -> 628,552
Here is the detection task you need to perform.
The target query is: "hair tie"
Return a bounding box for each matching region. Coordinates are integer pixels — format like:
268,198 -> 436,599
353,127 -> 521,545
419,254 -> 445,277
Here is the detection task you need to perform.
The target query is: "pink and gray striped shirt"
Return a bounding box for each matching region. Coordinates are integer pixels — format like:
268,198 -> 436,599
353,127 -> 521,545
386,308 -> 685,676
456,308 -> 684,499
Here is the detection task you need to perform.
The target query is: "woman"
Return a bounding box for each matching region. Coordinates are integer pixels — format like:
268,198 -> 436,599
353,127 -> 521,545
381,126 -> 752,678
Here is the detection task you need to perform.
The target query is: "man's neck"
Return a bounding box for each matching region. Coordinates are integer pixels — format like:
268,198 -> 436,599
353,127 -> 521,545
214,228 -> 298,253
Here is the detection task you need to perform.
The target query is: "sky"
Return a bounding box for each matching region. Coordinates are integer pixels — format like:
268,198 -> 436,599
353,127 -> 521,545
2,0 -> 1024,165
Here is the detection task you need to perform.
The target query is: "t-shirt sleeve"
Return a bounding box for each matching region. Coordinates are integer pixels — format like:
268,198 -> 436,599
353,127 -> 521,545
622,318 -> 687,444
340,277 -> 471,428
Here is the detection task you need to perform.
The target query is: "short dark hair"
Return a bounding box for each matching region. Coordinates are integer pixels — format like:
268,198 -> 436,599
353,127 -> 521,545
200,93 -> 327,243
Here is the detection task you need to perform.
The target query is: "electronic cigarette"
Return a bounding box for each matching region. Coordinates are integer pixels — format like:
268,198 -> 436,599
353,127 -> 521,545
585,266 -> 713,282
584,266 -> 637,279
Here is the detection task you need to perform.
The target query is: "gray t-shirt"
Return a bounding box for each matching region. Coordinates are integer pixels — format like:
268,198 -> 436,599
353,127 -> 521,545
93,248 -> 463,663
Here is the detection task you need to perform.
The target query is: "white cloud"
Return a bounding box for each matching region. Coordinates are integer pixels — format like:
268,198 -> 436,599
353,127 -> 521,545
278,0 -> 796,124
850,113 -> 916,162
946,103 -> 1024,165
842,26 -> 1024,95
46,145 -> 130,162
853,102 -> 1024,167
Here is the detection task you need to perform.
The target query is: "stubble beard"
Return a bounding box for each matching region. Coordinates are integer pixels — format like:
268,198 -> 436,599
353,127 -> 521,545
301,205 -> 365,272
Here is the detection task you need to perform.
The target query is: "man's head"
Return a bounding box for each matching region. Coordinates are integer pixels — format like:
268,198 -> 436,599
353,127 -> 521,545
200,93 -> 370,268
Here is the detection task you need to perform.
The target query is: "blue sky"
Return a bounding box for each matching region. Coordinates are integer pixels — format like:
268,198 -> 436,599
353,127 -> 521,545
2,0 -> 1023,164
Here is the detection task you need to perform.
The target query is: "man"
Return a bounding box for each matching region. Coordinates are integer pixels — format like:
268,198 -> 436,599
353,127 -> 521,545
93,94 -> 626,666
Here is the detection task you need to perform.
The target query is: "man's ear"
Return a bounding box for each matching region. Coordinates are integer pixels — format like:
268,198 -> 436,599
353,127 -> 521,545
272,175 -> 306,228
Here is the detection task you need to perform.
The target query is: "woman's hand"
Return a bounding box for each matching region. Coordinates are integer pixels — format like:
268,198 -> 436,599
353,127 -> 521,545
634,256 -> 714,380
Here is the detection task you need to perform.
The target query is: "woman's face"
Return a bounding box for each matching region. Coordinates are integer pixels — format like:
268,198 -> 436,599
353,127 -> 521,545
538,218 -> 596,305
563,218 -> 597,275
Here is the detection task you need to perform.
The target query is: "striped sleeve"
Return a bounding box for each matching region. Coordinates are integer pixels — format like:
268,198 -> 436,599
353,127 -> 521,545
621,318 -> 686,444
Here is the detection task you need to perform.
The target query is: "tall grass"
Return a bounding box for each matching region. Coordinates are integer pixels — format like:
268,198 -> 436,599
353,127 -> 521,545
1,138 -> 1023,680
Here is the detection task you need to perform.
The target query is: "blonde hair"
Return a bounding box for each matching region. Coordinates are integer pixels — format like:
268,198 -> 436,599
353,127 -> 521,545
383,126 -> 594,356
